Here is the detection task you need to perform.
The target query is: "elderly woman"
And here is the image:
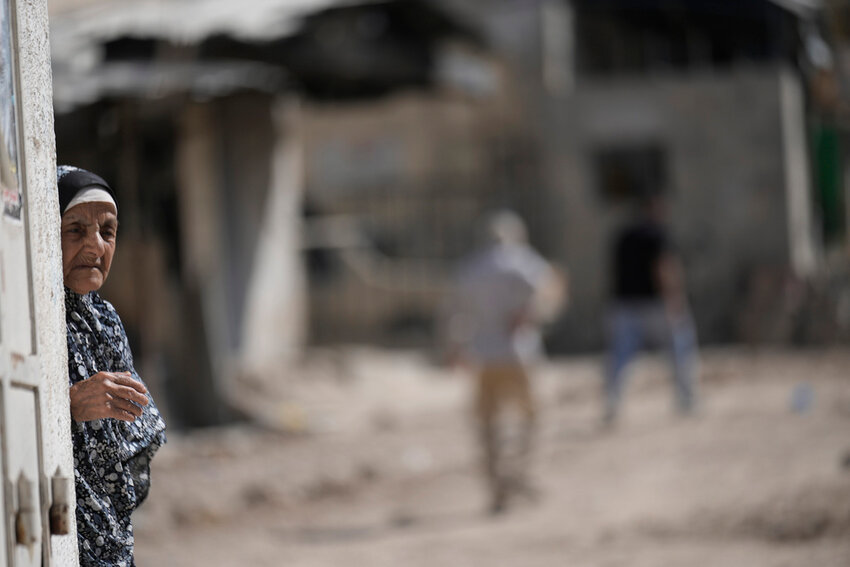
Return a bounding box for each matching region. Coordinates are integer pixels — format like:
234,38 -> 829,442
58,166 -> 166,567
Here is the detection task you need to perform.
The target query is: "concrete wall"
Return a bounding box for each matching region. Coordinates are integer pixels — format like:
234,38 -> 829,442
542,66 -> 817,350
18,0 -> 78,564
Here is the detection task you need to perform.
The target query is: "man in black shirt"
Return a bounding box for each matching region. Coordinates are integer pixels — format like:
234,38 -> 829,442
604,196 -> 698,424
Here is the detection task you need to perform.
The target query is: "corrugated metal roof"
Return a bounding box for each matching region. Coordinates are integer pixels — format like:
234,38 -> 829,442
50,0 -> 369,110
49,0 -> 375,76
53,61 -> 286,112
50,0 -> 367,45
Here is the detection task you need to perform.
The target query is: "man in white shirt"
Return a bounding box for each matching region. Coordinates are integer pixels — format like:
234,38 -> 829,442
444,210 -> 564,514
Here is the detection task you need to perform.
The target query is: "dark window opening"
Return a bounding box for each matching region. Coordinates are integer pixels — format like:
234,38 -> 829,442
594,144 -> 667,204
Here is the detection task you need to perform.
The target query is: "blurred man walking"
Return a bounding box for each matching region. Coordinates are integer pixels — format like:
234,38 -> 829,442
444,210 -> 564,513
604,195 -> 698,424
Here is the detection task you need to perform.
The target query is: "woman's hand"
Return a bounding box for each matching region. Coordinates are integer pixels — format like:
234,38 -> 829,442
70,372 -> 149,423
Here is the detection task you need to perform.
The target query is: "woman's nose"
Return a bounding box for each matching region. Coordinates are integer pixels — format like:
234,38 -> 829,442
83,230 -> 106,255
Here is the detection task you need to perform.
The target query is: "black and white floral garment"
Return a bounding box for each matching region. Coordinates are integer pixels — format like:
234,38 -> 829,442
66,288 -> 166,567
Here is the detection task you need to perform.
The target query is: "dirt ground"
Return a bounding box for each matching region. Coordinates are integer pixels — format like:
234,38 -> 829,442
134,348 -> 850,567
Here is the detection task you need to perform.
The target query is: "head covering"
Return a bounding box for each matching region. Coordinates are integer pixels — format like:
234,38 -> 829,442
57,165 -> 117,215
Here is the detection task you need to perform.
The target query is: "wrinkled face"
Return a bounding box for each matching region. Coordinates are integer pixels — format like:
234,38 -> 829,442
61,202 -> 118,294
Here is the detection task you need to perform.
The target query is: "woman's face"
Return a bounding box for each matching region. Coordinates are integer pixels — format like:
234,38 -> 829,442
61,202 -> 118,294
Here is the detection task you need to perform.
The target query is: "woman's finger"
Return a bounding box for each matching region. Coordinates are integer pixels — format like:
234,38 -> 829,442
109,373 -> 148,394
107,405 -> 137,423
106,395 -> 143,418
110,384 -> 149,406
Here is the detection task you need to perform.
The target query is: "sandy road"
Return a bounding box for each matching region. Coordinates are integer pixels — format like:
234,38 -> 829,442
135,348 -> 850,566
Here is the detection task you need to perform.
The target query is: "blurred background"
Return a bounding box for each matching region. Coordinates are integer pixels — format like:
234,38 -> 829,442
47,0 -> 850,565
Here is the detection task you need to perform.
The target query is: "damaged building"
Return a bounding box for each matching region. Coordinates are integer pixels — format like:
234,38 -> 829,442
48,0 -> 509,426
47,0 -> 848,428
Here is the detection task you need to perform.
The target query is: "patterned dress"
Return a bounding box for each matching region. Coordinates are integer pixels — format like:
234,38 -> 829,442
65,288 -> 166,567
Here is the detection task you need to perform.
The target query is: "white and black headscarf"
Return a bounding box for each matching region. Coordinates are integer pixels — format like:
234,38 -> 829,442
60,166 -> 167,567
57,165 -> 118,215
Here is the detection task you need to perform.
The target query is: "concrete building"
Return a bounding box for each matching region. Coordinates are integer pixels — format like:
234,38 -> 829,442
438,0 -> 842,350
541,66 -> 817,349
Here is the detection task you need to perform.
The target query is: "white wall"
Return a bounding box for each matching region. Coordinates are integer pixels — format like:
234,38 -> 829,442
18,0 -> 78,564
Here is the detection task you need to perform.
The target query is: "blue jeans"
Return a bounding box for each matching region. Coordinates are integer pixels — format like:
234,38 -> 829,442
604,301 -> 698,420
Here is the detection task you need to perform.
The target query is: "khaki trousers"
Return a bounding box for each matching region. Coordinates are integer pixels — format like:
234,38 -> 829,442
475,364 -> 536,510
